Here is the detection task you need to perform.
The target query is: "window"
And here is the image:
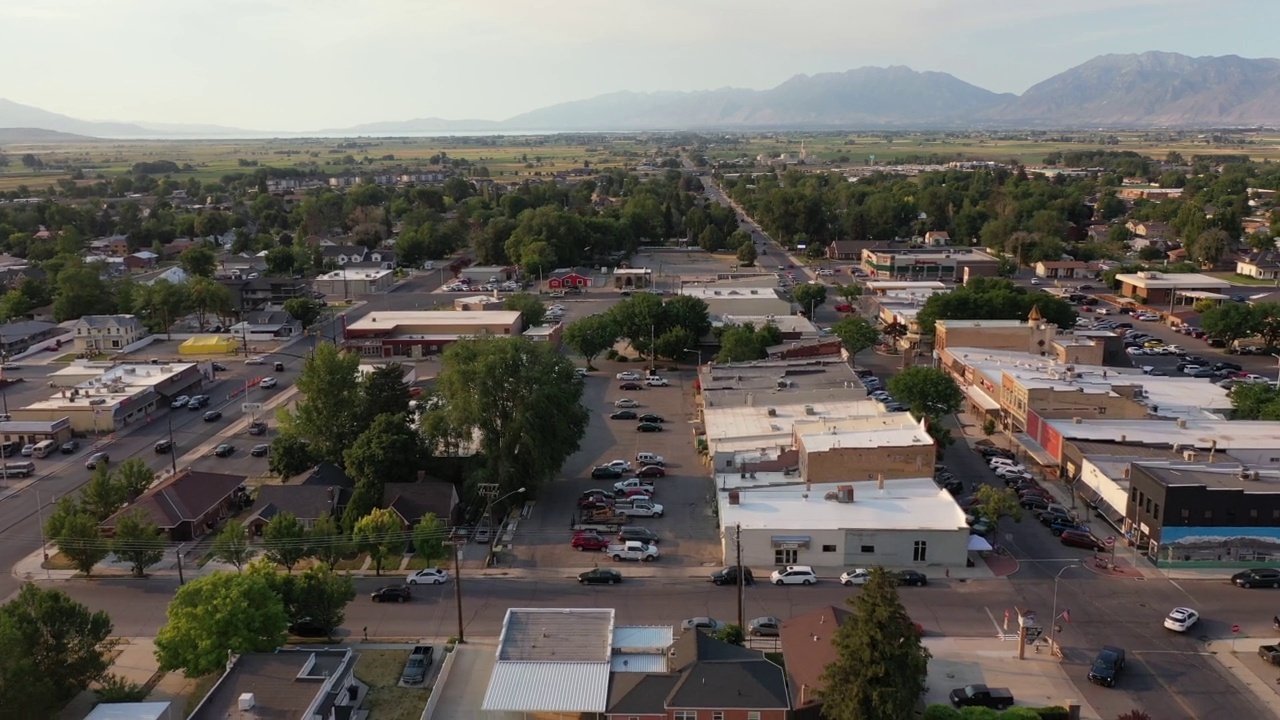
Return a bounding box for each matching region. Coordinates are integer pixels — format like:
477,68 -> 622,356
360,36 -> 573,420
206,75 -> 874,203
1131,488 -> 1138,501
713,713 -> 725,720
912,540 -> 928,563
1138,491 -> 1145,506
861,545 -> 875,553
1251,509 -> 1259,519
748,713 -> 761,720
822,545 -> 837,553
1181,509 -> 1190,519
1153,503 -> 1160,521
1204,510 -> 1212,520
774,548 -> 797,565
1145,498 -> 1151,515
674,713 -> 697,720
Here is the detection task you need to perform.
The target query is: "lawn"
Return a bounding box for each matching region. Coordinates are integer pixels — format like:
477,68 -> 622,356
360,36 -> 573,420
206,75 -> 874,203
353,649 -> 427,720
1205,271 -> 1280,287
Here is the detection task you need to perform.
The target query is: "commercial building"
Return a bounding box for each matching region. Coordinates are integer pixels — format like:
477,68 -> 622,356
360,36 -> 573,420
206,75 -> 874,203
1029,416 -> 1280,468
458,264 -> 517,284
483,608 -> 615,714
14,361 -> 208,433
1113,271 -> 1231,307
71,315 -> 148,355
188,648 -> 362,720
718,477 -> 970,570
796,416 -> 935,482
312,268 -> 394,297
340,310 -> 523,358
0,320 -> 60,356
1034,260 -> 1093,279
0,418 -> 73,447
723,314 -> 820,340
935,315 -> 1059,356
611,267 -> 652,289
860,248 -> 1000,282
451,294 -> 506,312
679,284 -> 793,318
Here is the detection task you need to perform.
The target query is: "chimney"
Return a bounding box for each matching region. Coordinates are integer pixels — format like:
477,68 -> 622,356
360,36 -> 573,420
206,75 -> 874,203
1175,418 -> 1187,429
877,473 -> 885,491
728,491 -> 740,506
801,684 -> 809,705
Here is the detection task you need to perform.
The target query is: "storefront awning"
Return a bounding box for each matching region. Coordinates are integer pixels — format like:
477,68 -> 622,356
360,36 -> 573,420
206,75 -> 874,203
968,535 -> 993,552
770,535 -> 811,548
964,384 -> 1000,412
1012,433 -> 1058,467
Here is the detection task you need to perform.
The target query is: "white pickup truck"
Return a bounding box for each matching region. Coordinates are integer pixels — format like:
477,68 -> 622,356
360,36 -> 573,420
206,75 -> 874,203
614,477 -> 656,494
615,498 -> 664,518
607,540 -> 660,562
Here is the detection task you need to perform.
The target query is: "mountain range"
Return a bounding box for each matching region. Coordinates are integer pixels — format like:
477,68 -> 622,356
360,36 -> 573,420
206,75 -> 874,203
4,52 -> 1280,139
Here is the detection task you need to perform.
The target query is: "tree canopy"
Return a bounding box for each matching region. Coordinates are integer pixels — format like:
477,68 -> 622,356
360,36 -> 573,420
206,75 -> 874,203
155,571 -> 290,678
886,367 -> 964,418
914,277 -> 1076,335
0,584 -> 114,716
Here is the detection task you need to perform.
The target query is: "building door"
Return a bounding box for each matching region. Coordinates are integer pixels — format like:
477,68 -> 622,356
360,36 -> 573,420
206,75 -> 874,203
774,548 -> 797,565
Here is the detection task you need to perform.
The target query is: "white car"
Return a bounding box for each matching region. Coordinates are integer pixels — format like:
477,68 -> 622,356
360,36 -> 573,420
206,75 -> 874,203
605,460 -> 633,473
839,568 -> 871,586
770,565 -> 818,586
614,398 -> 639,408
988,457 -> 1019,469
644,377 -> 669,387
407,568 -> 450,585
1030,278 -> 1042,285
681,616 -> 726,632
1163,607 -> 1199,633
616,371 -> 642,381
170,395 -> 190,409
260,377 -> 278,389
1096,308 -> 1111,315
245,357 -> 266,365
993,464 -> 1028,476
1125,347 -> 1144,355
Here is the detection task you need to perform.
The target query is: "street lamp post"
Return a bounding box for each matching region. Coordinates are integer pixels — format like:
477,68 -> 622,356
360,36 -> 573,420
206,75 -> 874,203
455,487 -> 526,644
683,348 -> 703,367
486,487 -> 527,560
1271,353 -> 1280,386
1048,564 -> 1080,654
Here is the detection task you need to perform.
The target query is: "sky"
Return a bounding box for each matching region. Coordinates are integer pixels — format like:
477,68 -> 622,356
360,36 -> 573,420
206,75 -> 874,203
0,0 -> 1272,131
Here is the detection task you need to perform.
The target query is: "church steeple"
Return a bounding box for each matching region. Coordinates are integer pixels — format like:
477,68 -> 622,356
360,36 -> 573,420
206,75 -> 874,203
1027,304 -> 1043,323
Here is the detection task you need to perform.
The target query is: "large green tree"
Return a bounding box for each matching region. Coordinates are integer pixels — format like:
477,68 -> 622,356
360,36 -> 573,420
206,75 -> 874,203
307,514 -> 354,570
430,337 -> 588,498
44,500 -> 110,576
563,314 -> 619,369
352,508 -> 401,576
211,520 -> 254,571
292,565 -> 355,638
262,512 -> 310,573
282,297 -> 323,329
887,367 -> 963,418
831,316 -> 880,359
1201,302 -> 1260,349
280,343 -> 362,462
504,292 -> 546,327
187,276 -> 233,330
1229,383 -> 1280,420
412,513 -> 447,566
0,584 -> 114,717
608,292 -> 666,358
819,566 -> 930,720
178,245 -> 217,277
155,571 -> 289,677
792,283 -> 828,315
716,323 -> 782,362
268,433 -> 316,478
359,363 -> 411,428
662,294 -> 712,340
915,277 -> 1076,335
110,511 -> 166,578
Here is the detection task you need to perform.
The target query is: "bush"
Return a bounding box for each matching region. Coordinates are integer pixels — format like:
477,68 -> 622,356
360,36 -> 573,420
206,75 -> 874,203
616,356 -> 630,362
924,706 -> 963,720
1032,708 -> 1070,720
605,349 -> 619,360
95,674 -> 148,703
1000,709 -> 1043,719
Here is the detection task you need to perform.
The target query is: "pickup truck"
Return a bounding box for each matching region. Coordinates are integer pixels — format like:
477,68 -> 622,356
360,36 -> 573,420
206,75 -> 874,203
572,508 -> 627,532
401,645 -> 434,685
607,540 -> 660,562
614,477 -> 656,494
615,498 -> 664,518
949,684 -> 1014,710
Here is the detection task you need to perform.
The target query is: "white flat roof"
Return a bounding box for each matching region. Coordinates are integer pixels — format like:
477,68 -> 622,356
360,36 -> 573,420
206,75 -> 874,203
799,418 -> 931,451
938,319 -> 1033,329
1113,272 -> 1231,289
865,280 -> 947,291
1047,418 -> 1280,449
720,477 -> 968,532
319,268 -> 392,280
704,400 -> 887,442
346,310 -> 522,331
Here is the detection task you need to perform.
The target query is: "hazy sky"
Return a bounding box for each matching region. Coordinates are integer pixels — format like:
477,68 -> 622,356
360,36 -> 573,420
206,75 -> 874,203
0,0 -> 1269,130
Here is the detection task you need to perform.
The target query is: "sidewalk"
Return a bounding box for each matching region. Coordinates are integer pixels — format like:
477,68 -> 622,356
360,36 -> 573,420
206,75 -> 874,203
1206,637 -> 1280,717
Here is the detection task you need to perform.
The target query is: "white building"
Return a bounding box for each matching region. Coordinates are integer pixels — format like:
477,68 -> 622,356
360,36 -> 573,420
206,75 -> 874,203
718,477 -> 970,570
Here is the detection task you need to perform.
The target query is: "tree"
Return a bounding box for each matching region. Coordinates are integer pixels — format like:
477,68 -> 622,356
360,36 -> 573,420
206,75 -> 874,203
1252,302 -> 1280,348
155,571 -> 289,677
262,512 -> 309,572
280,343 -> 362,462
736,242 -> 757,266
1188,228 -> 1231,267
352,508 -> 402,576
836,282 -> 863,301
653,327 -> 698,362
0,584 -> 114,717
292,565 -> 355,639
212,520 -> 254,571
887,367 -> 963,418
80,466 -> 127,522
52,261 -> 113,322
187,277 -> 233,330
132,279 -> 190,338
44,500 -> 110,576
698,225 -> 725,252
982,418 -> 997,437
431,337 -> 588,498
110,511 -> 166,578
831,316 -> 879,359
608,292 -> 666,358
563,314 -> 619,369
114,458 -> 154,503
504,292 -> 546,327
714,624 -> 746,646
308,514 -> 354,570
792,283 -> 828,315
268,432 -> 316,477
661,294 -> 712,340
715,323 -> 781,362
819,566 -> 930,720
178,245 -> 216,277
915,277 -> 1075,335
971,485 -> 1023,532
282,297 -> 322,329
412,513 -> 447,566
1228,383 -> 1280,420
345,412 -> 422,489
1201,302 -> 1260,349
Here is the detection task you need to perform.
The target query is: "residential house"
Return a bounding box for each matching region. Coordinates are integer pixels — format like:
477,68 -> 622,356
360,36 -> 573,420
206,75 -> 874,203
382,479 -> 460,527
1236,250 -> 1280,280
923,230 -> 951,246
366,249 -> 396,268
606,627 -> 791,720
321,245 -> 367,266
781,605 -> 851,716
99,470 -> 249,542
123,251 -> 158,272
826,240 -> 861,260
215,252 -> 267,278
230,309 -> 302,341
0,265 -> 47,290
219,277 -> 309,313
72,315 -> 148,354
0,320 -> 60,355
161,238 -> 199,259
1126,220 -> 1174,240
243,463 -> 353,539
547,267 -> 593,290
104,235 -> 131,256
1033,260 -> 1093,279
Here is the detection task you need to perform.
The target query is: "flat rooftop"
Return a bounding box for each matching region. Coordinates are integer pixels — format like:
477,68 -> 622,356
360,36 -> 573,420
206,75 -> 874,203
799,417 -> 932,451
704,400 -> 888,443
190,649 -> 355,720
1113,272 -> 1231,289
865,280 -> 947,291
346,310 -> 522,331
938,319 -> 1036,329
719,477 -> 968,532
318,268 -> 392,280
1139,463 -> 1280,491
1046,417 -> 1280,449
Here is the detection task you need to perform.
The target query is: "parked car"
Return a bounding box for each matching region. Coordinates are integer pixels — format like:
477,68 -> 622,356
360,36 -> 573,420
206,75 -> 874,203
213,444 -> 235,458
260,377 -> 278,389
748,616 -> 782,637
1087,646 -> 1126,687
187,395 -> 210,410
949,685 -> 1014,710
250,444 -> 270,457
893,570 -> 929,587
406,568 -> 450,585
710,565 -> 754,586
170,395 -> 190,409
609,410 -> 638,420
578,568 -> 622,585
616,526 -> 659,545
370,585 -> 411,603
681,616 -> 726,633
616,371 -> 641,381
839,568 -> 872,586
1232,568 -> 1280,588
60,440 -> 80,454
287,617 -> 333,638
400,645 -> 434,685
637,413 -> 665,423
770,565 -> 818,585
619,382 -> 644,391
614,398 -> 639,408
637,422 -> 663,432
635,465 -> 666,478
644,377 -> 669,387
572,532 -> 611,551
591,466 -> 624,479
1259,645 -> 1280,666
1060,530 -> 1107,552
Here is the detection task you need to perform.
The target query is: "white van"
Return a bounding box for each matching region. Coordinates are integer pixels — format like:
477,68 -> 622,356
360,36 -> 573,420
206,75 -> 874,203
32,440 -> 56,458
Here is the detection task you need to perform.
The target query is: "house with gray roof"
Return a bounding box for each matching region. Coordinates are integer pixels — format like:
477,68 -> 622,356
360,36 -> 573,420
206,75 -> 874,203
0,320 -> 59,355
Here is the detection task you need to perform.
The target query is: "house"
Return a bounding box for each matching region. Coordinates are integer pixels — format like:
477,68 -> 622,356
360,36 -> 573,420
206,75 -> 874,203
546,267 -> 593,290
606,626 -> 791,720
780,605 -> 853,715
99,470 -> 249,542
320,245 -> 368,266
1236,250 -> 1280,280
366,249 -> 396,268
612,267 -> 652,289
382,479 -> 460,527
826,240 -> 861,260
215,252 -> 267,278
0,265 -> 46,290
341,310 -> 524,358
1033,260 -> 1092,279
243,462 -> 353,539
230,310 -> 302,341
219,277 -> 309,312
923,230 -> 951,246
72,315 -> 148,354
1126,220 -> 1174,239
188,648 -> 363,720
123,251 -> 158,271
0,320 -> 60,355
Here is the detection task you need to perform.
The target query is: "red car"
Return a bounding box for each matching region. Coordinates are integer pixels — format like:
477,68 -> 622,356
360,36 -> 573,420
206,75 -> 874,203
1059,530 -> 1107,552
834,304 -> 853,313
635,465 -> 666,478
572,533 -> 610,551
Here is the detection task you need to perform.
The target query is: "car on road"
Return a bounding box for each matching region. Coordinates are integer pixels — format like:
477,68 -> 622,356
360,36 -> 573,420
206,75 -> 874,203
212,362 -> 228,371
85,452 -> 108,469
1087,645 -> 1126,687
635,465 -> 665,478
1059,530 -> 1107,552
638,413 -> 665,423
370,585 -> 412,603
893,570 -> 929,587
834,303 -> 853,312
60,440 -> 80,454
245,357 -> 266,365
748,616 -> 781,637
213,444 -> 235,458
1259,645 -> 1280,666
250,444 -> 270,457
637,422 -> 663,432
681,616 -> 726,633
186,395 -> 210,410
644,377 -> 669,387
287,617 -> 333,638
619,382 -> 644,391
609,410 -> 638,420
771,565 -> 818,586
572,532 -> 611,551
710,566 -> 754,586
260,377 -> 278,389
203,410 -> 222,422
406,568 -> 450,585
248,420 -> 268,435
616,371 -> 641,381
170,395 -> 190,409
1232,568 -> 1280,588
839,568 -> 871,586
578,568 -> 622,585
1163,606 -> 1199,632
153,439 -> 173,454
591,466 -> 623,479
614,398 -> 639,408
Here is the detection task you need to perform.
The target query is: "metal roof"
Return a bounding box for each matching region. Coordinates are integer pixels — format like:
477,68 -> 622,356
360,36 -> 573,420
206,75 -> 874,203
482,608 -> 615,713
612,626 -> 673,651
482,662 -> 611,712
611,653 -> 668,673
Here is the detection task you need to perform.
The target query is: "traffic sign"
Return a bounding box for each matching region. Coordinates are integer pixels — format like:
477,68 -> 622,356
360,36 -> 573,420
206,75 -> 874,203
1105,536 -> 1115,547
1023,626 -> 1044,644
1232,624 -> 1240,634
241,403 -> 263,413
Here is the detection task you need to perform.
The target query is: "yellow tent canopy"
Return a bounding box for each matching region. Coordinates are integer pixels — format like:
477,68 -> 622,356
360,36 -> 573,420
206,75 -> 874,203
178,335 -> 237,356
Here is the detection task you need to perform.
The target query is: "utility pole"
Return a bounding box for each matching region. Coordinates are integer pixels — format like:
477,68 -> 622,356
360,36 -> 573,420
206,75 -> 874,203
453,542 -> 466,644
166,411 -> 177,474
176,544 -> 186,585
735,523 -> 744,631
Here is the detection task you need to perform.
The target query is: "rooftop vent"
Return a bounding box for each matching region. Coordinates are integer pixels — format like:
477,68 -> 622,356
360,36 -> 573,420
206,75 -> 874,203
804,405 -> 815,415
1176,418 -> 1187,429
238,693 -> 256,711
766,408 -> 777,417
728,491 -> 740,506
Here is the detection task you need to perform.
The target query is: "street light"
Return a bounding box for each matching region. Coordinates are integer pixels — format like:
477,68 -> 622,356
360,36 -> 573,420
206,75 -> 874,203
455,486 -> 526,645
683,348 -> 703,367
1048,564 -> 1081,654
1271,353 -> 1280,386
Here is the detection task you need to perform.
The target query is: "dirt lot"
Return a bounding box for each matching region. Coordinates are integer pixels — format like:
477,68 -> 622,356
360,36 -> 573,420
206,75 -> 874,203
510,361 -> 722,572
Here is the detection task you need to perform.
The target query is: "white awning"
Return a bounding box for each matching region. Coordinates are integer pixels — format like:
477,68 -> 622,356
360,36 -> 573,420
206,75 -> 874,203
968,535 -> 993,552
964,384 -> 1000,412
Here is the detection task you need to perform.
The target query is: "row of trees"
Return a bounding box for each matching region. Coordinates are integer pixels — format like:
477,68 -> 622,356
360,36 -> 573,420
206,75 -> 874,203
44,460 -> 169,577
562,293 -> 713,368
1200,301 -> 1280,350
916,277 -> 1076,335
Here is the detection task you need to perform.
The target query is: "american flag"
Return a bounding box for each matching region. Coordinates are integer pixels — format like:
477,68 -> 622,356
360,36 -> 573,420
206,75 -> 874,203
1062,608 -> 1071,623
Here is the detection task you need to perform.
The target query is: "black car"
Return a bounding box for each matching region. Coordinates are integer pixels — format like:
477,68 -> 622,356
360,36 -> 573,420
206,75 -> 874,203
938,478 -> 963,495
979,446 -> 1014,460
638,414 -> 665,423
619,382 -> 644,391
371,585 -> 412,602
250,444 -> 270,457
203,410 -> 222,422
591,466 -> 623,479
894,570 -> 928,587
1039,511 -> 1076,527
211,362 -> 228,371
213,444 -> 235,458
288,617 -> 333,638
248,420 -> 268,436
609,410 -> 638,420
1087,646 -> 1126,687
578,568 -> 623,585
60,440 -> 80,454
710,565 -> 754,586
1232,568 -> 1280,588
1214,362 -> 1243,373
637,422 -> 663,432
153,439 -> 173,454
617,527 -> 659,544
187,395 -> 210,410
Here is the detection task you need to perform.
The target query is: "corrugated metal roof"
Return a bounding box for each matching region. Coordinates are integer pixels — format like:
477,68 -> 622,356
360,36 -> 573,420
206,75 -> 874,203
482,662 -> 610,712
611,654 -> 667,673
497,608 -> 613,662
611,626 -> 673,650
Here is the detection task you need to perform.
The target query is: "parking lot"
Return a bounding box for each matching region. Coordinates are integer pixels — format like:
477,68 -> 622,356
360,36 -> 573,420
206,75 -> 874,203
510,360 -> 722,573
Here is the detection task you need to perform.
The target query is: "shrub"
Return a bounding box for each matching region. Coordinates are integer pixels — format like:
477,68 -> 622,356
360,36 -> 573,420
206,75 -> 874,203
923,706 -> 963,720
95,674 -> 148,703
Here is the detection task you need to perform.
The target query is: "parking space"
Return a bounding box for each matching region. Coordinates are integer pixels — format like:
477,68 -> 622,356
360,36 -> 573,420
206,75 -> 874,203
511,361 -> 721,571
923,637 -> 1101,717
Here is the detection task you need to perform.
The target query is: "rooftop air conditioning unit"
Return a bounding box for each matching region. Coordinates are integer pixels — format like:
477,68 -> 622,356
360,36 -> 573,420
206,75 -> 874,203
766,408 -> 777,417
804,405 -> 815,415
238,693 -> 256,711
